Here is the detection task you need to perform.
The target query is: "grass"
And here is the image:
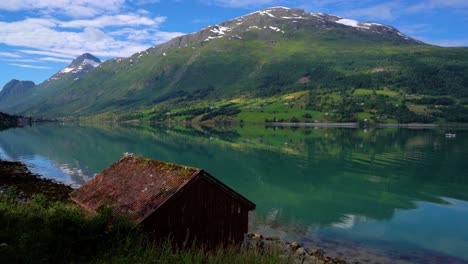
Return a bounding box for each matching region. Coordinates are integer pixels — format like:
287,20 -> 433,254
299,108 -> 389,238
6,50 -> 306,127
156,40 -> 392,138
355,112 -> 373,120
382,118 -> 399,124
353,89 -> 399,97
407,104 -> 430,114
0,192 -> 290,264
85,87 -> 467,124
93,242 -> 288,264
232,91 -> 324,123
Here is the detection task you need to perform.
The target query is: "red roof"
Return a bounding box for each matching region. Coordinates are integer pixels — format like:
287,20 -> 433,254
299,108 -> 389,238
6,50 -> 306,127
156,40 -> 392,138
70,155 -> 255,223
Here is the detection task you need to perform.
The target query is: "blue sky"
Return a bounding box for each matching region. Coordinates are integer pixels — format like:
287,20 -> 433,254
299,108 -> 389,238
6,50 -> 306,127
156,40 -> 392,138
0,0 -> 467,88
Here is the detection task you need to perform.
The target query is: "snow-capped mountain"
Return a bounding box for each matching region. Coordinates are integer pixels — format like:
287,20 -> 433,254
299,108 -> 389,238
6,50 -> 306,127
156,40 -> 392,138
1,7 -> 466,119
197,7 -> 418,43
49,53 -> 102,81
143,7 -> 420,57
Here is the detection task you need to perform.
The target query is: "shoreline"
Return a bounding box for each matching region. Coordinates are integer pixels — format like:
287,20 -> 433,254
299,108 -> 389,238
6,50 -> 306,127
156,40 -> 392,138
29,119 -> 468,129
0,159 -> 73,201
266,122 -> 359,128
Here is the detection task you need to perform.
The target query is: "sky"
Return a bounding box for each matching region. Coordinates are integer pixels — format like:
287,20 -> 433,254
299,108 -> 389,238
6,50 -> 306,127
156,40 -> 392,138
0,0 -> 467,88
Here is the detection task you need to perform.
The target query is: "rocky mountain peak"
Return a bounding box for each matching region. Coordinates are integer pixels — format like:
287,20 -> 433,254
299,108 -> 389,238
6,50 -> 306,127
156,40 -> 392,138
69,53 -> 101,68
50,53 -> 101,81
196,6 -> 418,43
0,79 -> 35,98
144,6 -> 420,60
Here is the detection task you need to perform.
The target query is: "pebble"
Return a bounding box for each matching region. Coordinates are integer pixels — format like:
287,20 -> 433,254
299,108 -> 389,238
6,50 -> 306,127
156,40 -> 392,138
289,241 -> 301,251
296,247 -> 308,256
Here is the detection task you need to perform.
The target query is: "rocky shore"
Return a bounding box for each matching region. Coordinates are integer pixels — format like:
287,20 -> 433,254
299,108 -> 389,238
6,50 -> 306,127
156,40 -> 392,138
246,233 -> 348,264
0,159 -> 73,201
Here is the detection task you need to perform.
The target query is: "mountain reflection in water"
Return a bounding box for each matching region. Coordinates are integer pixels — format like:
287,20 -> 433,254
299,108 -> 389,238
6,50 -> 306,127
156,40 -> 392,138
0,123 -> 467,263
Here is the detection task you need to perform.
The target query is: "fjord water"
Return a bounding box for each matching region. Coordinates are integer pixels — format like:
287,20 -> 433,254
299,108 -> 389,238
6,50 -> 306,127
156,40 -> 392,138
1,123 -> 467,263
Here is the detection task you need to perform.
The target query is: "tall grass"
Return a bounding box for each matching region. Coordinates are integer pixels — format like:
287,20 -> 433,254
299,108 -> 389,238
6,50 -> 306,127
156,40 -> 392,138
0,192 -> 289,263
94,240 -> 289,264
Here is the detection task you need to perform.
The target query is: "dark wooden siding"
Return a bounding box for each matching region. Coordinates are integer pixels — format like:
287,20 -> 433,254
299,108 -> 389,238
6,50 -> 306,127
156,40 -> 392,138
141,176 -> 249,248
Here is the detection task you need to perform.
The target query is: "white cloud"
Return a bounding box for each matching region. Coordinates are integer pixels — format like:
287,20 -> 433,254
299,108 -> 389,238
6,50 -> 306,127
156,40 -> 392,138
425,39 -> 468,47
398,24 -> 430,35
10,63 -> 52,69
19,50 -> 77,59
152,31 -> 186,43
0,52 -> 22,58
131,0 -> 161,4
202,0 -> 280,8
0,14 -> 185,60
0,0 -> 126,18
300,0 -> 379,12
2,59 -> 37,62
60,5 -> 102,18
60,14 -> 166,28
343,3 -> 397,21
39,57 -> 71,63
407,0 -> 468,13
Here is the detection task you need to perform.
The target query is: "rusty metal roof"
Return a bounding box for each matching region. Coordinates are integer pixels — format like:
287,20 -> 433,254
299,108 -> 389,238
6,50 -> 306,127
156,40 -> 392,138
70,154 -> 255,223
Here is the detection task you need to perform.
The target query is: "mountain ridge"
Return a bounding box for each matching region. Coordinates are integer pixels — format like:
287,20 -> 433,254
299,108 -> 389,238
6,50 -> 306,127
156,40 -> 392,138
0,80 -> 36,108
0,7 -> 467,123
0,52 -> 102,114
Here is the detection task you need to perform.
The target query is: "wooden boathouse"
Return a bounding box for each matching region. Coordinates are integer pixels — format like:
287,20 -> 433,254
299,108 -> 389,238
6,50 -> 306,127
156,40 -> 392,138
70,154 -> 256,247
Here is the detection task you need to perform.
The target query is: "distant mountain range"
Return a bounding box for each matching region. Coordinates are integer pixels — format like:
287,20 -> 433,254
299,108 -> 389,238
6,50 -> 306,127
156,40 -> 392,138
1,7 -> 467,123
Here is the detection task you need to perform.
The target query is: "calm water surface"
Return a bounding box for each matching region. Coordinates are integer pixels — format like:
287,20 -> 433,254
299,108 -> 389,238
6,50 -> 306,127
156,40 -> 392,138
1,123 -> 467,263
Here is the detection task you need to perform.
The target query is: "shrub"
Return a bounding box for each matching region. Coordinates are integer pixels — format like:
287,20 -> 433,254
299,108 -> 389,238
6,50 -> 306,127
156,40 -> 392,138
290,117 -> 300,123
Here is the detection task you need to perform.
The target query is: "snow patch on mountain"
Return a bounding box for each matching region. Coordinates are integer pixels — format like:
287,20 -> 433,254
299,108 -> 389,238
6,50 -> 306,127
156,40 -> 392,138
258,10 -> 276,18
60,67 -> 74,74
281,16 -> 306,19
194,7 -> 417,46
59,59 -> 99,75
210,25 -> 231,35
269,26 -> 280,31
267,6 -> 290,10
268,26 -> 284,33
204,36 -> 223,42
83,59 -> 100,67
397,32 -> 411,40
248,26 -> 262,31
336,18 -> 360,28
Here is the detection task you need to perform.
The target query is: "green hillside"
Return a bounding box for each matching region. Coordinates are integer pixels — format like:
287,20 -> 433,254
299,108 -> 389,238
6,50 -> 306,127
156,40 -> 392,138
0,80 -> 35,110
1,7 -> 467,123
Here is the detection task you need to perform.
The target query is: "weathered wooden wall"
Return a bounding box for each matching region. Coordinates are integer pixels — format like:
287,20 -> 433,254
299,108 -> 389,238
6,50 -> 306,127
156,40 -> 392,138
142,176 -> 249,248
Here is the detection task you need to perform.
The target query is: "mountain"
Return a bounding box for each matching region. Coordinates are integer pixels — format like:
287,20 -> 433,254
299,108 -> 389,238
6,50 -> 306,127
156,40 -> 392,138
1,7 -> 467,123
0,53 -> 101,114
0,80 -> 35,101
47,53 -> 101,82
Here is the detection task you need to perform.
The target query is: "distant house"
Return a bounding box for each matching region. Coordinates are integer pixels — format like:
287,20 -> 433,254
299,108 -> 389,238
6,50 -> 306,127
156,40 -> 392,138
70,154 -> 255,248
